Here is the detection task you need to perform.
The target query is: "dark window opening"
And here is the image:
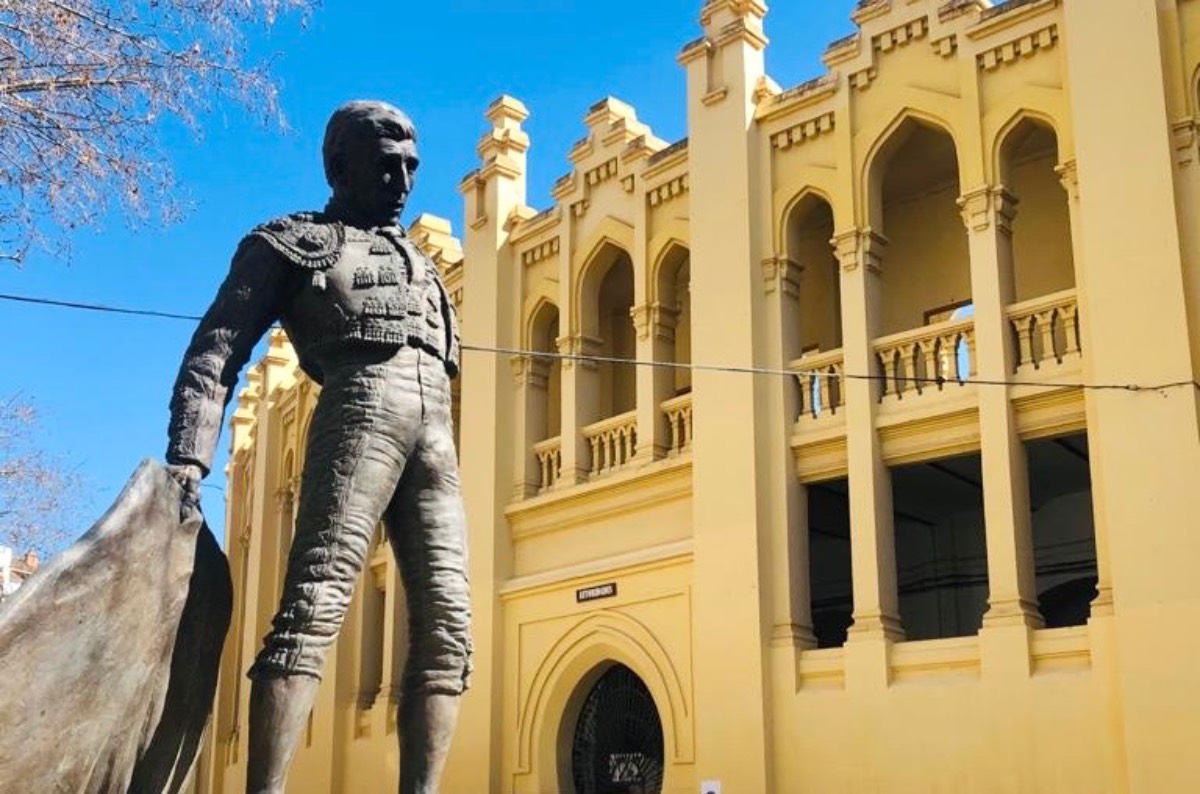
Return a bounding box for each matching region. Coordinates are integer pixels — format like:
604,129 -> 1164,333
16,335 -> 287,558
892,452 -> 989,641
1027,433 -> 1097,628
808,478 -> 853,648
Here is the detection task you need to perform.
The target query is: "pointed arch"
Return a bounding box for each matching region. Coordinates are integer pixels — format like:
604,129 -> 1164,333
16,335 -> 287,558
651,240 -> 692,399
860,106 -> 963,228
577,242 -> 633,338
864,109 -> 972,335
783,190 -> 842,356
515,610 -> 694,784
995,112 -> 1075,301
522,291 -> 561,352
650,240 -> 690,306
991,107 -> 1063,185
573,216 -> 636,334
776,185 -> 836,255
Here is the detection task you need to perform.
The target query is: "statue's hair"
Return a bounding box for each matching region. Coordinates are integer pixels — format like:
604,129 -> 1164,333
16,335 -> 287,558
322,100 -> 416,187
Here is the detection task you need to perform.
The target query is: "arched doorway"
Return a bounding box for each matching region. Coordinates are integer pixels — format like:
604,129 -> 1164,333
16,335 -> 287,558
569,663 -> 664,794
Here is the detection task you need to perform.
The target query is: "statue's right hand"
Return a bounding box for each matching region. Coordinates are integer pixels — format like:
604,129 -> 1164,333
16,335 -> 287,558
166,462 -> 204,524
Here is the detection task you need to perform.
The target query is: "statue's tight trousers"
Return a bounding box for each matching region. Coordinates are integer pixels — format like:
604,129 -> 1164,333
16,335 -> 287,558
249,346 -> 472,696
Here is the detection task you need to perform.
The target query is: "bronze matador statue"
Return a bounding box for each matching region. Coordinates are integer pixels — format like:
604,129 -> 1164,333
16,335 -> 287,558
166,100 -> 471,794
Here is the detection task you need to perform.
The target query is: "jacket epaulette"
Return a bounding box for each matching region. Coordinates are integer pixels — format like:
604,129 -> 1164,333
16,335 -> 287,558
249,212 -> 345,270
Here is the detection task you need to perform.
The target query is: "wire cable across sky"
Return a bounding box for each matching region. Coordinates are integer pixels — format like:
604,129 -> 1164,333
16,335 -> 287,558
2,291 -> 1197,395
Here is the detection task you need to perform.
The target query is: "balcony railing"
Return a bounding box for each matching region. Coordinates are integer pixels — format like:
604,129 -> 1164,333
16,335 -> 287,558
874,317 -> 976,401
532,436 -> 562,493
790,349 -> 846,420
1007,289 -> 1080,374
582,410 -> 638,478
661,393 -> 694,456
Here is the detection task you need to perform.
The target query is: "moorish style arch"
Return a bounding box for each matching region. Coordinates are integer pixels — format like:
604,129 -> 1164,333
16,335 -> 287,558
515,611 -> 693,792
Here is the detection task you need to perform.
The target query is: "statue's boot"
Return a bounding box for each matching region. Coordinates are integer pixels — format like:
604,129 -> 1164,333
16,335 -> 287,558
246,674 -> 321,794
399,692 -> 462,794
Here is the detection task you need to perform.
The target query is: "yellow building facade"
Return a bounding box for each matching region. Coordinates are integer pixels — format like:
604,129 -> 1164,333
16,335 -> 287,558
197,1 -> 1200,791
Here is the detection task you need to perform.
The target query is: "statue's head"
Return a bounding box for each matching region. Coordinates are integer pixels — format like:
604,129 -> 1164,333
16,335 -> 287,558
322,100 -> 418,227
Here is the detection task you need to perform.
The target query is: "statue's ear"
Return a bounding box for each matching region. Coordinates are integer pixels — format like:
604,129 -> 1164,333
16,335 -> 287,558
327,153 -> 347,189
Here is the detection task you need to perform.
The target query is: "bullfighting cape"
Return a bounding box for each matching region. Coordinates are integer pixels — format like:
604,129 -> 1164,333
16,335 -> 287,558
0,459 -> 232,793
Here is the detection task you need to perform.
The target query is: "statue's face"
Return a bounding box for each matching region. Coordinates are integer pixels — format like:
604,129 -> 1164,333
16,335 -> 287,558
336,133 -> 419,227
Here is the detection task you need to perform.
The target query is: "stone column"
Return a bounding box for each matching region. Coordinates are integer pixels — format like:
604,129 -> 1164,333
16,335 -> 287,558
511,355 -> 551,498
632,301 -> 676,460
834,229 -> 904,646
761,253 -> 816,648
959,186 -> 1043,636
557,333 -> 601,484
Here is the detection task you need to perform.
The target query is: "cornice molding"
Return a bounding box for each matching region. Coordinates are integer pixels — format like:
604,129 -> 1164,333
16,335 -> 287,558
976,24 -> 1058,71
770,111 -> 836,151
756,75 -> 838,123
647,174 -> 689,208
519,237 -> 561,267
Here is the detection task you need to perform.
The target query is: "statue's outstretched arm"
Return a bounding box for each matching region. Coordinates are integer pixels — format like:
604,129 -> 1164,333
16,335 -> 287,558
166,236 -> 286,479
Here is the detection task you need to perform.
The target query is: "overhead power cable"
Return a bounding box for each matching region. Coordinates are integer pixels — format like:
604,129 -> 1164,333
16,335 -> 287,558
1,291 -> 1197,395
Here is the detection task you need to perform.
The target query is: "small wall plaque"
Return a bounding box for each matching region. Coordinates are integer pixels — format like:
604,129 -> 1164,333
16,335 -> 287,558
576,582 -> 617,603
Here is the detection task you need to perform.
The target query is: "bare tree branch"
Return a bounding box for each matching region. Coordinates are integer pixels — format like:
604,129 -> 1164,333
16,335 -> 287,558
0,0 -> 314,262
0,394 -> 83,556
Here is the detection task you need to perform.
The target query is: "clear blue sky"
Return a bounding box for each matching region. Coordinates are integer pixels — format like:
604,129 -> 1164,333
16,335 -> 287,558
0,1 -> 857,541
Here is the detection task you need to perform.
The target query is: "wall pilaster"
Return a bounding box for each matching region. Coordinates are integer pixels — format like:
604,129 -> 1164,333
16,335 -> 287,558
680,0 -> 773,789
447,95 -> 528,794
1063,2 -> 1200,789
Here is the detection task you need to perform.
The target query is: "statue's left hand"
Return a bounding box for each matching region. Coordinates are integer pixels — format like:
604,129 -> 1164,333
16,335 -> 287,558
166,463 -> 204,524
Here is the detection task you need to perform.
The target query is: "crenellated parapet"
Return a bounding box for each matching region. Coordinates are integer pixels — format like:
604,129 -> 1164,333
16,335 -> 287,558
549,97 -> 667,221
495,93 -> 691,298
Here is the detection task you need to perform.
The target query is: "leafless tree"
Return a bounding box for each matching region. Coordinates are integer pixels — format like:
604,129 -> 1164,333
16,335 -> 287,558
0,394 -> 81,556
0,0 -> 312,262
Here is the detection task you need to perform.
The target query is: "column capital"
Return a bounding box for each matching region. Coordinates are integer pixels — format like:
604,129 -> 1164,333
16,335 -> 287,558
832,228 -> 887,275
630,302 -> 678,342
957,185 -> 1018,235
761,255 -> 802,297
510,355 -> 551,389
557,334 -> 602,371
1055,159 -> 1080,202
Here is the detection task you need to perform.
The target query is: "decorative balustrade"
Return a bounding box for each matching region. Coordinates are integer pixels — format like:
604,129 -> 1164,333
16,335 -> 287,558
1007,289 -> 1080,374
790,349 -> 846,420
532,436 -> 562,493
874,318 -> 976,401
661,393 -> 694,456
582,410 -> 638,478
